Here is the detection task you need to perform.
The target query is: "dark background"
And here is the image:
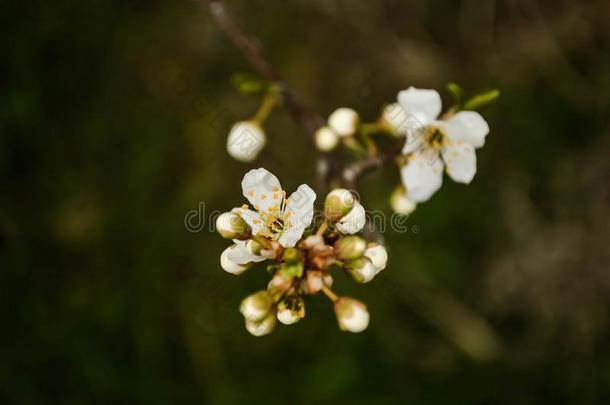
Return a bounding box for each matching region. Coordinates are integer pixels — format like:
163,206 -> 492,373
2,0 -> 610,403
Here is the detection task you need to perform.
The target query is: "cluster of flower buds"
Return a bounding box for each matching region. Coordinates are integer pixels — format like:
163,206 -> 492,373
216,169 -> 387,336
314,108 -> 360,152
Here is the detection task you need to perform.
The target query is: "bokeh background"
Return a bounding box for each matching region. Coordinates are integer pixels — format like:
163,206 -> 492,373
2,0 -> 610,403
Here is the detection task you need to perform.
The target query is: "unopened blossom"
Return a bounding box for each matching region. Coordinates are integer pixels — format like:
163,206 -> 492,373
335,235 -> 367,260
216,212 -> 251,240
240,290 -> 274,322
345,257 -> 378,283
220,245 -> 250,275
334,297 -> 370,333
335,201 -> 366,235
276,295 -> 305,325
390,185 -> 417,215
233,168 -> 316,248
398,87 -> 490,202
226,121 -> 266,162
324,188 -> 355,222
328,108 -> 359,137
245,313 -> 276,337
380,103 -> 411,136
315,126 -> 339,152
225,239 -> 265,266
364,244 -> 387,271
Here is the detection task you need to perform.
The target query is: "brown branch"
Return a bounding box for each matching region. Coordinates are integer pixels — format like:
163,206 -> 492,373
205,0 -> 324,135
205,0 -> 401,188
341,138 -> 405,188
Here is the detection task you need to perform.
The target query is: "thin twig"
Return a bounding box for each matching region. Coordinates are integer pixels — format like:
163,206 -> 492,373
205,0 -> 324,135
205,0 -> 403,188
341,138 -> 405,188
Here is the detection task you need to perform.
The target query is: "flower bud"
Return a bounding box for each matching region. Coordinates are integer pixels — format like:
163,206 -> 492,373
283,247 -> 302,264
328,108 -> 359,137
226,121 -> 266,162
364,243 -> 388,271
345,257 -> 378,283
301,270 -> 333,294
335,235 -> 367,260
324,189 -> 355,222
334,297 -> 369,333
335,202 -> 366,234
216,212 -> 251,239
315,126 -> 339,152
245,313 -> 276,336
276,295 -> 305,325
301,234 -> 324,249
246,239 -> 263,256
267,273 -> 292,294
220,245 -> 250,275
390,186 -> 417,215
380,103 -> 409,136
240,290 -> 273,322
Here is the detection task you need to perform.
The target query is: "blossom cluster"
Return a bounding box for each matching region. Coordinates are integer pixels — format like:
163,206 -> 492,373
219,84 -> 495,335
217,169 -> 387,335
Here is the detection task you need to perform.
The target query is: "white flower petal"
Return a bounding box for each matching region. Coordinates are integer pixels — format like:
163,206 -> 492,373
397,87 -> 442,125
226,240 -> 265,265
278,184 -> 316,247
402,129 -> 424,155
400,150 -> 444,202
220,246 -> 249,275
241,168 -> 283,214
364,245 -> 388,272
335,202 -> 366,234
444,111 -> 489,148
442,140 -> 477,184
285,184 -> 316,230
231,207 -> 266,236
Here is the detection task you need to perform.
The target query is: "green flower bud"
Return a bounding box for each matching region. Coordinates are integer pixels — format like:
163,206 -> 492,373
240,290 -> 273,322
334,297 -> 369,333
276,295 -> 305,325
324,189 -> 355,223
283,247 -> 302,264
335,235 -> 367,260
216,212 -> 250,239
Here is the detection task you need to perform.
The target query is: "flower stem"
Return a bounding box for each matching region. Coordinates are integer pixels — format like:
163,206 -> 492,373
315,221 -> 328,237
253,91 -> 277,124
320,285 -> 338,302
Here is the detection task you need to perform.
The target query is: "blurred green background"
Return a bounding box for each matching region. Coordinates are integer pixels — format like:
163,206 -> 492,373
2,0 -> 610,403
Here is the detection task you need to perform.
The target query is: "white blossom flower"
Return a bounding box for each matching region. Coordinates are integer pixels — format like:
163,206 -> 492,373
334,297 -> 369,333
328,108 -> 359,137
233,168 -> 316,248
315,126 -> 339,151
226,121 -> 266,162
335,201 -> 366,234
398,87 -> 490,202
